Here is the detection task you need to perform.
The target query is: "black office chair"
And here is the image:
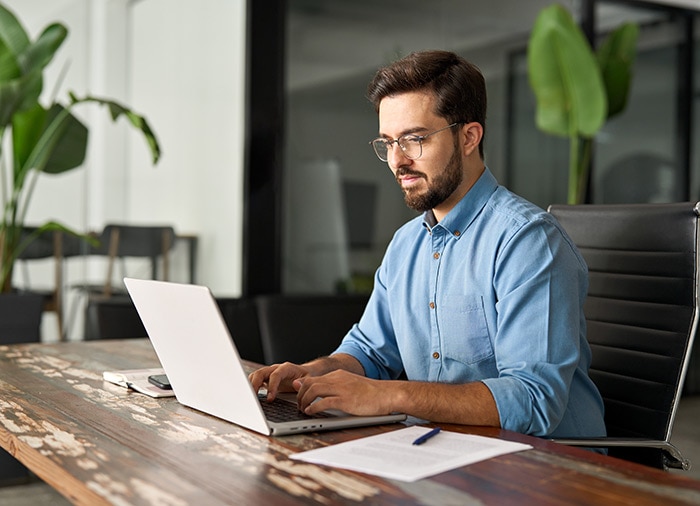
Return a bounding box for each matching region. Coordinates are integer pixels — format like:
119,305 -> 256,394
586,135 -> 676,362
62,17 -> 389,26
254,294 -> 369,364
15,227 -> 84,340
548,202 -> 698,471
69,224 -> 176,339
216,297 -> 265,364
71,224 -> 176,296
94,224 -> 177,296
83,295 -> 147,340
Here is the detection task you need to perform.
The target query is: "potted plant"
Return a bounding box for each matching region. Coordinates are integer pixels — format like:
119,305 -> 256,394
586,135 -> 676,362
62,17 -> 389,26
527,3 -> 638,204
0,1 -> 161,337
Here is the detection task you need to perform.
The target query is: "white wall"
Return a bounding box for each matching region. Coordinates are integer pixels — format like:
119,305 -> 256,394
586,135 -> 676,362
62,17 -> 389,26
127,0 -> 245,296
5,0 -> 246,340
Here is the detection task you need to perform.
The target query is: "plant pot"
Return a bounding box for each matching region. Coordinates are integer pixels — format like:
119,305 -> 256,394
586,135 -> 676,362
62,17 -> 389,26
0,291 -> 44,344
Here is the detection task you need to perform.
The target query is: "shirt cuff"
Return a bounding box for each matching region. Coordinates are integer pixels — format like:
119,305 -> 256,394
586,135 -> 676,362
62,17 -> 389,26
333,342 -> 381,379
481,376 -> 536,435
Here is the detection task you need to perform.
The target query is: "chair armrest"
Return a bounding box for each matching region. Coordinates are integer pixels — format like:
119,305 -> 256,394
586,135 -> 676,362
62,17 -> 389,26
551,437 -> 691,471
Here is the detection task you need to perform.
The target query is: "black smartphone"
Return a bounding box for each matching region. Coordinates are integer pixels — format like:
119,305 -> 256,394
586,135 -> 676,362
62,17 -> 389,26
148,374 -> 172,390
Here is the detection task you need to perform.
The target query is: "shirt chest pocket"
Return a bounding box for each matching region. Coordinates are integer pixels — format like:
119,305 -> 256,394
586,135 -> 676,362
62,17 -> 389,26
437,296 -> 493,365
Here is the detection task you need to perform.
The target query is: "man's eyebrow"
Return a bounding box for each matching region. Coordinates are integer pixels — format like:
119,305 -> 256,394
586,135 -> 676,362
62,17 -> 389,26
378,126 -> 428,139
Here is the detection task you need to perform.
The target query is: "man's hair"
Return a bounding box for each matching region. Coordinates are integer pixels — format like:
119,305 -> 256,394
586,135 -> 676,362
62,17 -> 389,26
367,50 -> 486,159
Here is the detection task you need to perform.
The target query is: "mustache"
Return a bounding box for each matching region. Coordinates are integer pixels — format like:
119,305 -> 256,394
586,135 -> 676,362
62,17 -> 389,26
395,167 -> 426,179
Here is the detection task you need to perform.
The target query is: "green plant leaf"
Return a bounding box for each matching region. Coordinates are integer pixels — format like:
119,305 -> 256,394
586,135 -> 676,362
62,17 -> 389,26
19,23 -> 67,75
0,3 -> 30,60
0,39 -> 21,82
0,7 -> 65,130
70,94 -> 161,164
527,4 -> 607,138
597,22 -> 639,119
0,71 -> 41,126
28,220 -> 98,247
13,103 -> 88,176
11,102 -> 45,183
41,104 -> 88,174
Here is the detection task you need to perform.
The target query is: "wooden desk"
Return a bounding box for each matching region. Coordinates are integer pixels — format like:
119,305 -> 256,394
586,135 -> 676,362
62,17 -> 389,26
1,340 -> 699,505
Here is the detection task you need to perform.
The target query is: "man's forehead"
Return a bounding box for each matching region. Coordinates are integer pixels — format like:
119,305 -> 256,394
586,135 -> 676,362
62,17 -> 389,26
378,91 -> 439,135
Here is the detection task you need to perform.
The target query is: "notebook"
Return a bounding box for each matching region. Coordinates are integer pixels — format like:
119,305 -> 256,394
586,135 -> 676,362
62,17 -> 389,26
123,278 -> 406,436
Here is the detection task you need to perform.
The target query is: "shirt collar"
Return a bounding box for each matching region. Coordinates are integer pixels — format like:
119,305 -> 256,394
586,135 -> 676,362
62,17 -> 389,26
422,166 -> 498,236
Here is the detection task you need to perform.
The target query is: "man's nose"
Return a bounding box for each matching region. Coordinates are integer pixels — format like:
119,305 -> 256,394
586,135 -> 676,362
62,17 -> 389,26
387,143 -> 412,171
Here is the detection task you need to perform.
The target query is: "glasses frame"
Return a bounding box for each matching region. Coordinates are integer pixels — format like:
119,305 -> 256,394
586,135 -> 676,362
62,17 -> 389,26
369,122 -> 462,162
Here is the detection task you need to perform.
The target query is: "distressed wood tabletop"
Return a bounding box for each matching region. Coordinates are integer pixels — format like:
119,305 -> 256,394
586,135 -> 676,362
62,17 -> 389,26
1,339 -> 699,505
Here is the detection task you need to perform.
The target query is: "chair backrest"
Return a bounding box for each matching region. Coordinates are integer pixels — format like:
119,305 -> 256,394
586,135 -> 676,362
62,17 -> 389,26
16,228 -> 84,339
254,294 -> 369,364
548,202 -> 699,447
95,224 -> 176,295
216,297 -> 265,364
17,227 -> 84,262
97,224 -> 176,258
84,295 -> 147,340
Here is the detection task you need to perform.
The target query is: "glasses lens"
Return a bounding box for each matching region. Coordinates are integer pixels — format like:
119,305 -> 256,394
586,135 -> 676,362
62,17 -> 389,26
399,135 -> 422,160
372,139 -> 389,161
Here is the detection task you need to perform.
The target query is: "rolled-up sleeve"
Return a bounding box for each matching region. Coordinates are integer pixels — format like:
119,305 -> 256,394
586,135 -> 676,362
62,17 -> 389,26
335,261 -> 405,380
482,218 -> 586,435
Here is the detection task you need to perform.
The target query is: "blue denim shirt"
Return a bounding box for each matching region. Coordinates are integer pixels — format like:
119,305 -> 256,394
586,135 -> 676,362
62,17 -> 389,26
335,168 -> 606,438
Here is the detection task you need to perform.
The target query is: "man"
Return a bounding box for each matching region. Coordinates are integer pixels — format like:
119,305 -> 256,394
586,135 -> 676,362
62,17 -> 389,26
250,50 -> 606,438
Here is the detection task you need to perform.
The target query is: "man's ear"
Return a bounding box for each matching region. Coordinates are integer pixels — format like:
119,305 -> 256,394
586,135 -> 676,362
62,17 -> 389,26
460,122 -> 483,157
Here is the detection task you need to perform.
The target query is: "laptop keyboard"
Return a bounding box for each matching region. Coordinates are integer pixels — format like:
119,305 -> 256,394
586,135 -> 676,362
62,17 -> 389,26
258,394 -> 332,422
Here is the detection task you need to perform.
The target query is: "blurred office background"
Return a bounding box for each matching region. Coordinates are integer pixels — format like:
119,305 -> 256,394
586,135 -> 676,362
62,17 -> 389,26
5,0 -> 700,339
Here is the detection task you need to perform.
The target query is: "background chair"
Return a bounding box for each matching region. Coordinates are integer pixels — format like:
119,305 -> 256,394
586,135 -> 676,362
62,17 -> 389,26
69,224 -> 176,338
92,224 -> 177,296
254,294 -> 369,365
15,227 -> 83,339
548,202 -> 698,470
71,224 -> 177,297
83,295 -> 148,340
216,297 -> 265,364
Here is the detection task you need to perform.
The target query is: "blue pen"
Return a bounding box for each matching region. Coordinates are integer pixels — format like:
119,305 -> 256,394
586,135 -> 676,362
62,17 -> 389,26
412,427 -> 441,445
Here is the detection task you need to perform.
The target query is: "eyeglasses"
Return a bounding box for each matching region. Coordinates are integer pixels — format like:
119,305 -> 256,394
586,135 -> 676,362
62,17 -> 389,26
369,122 -> 462,162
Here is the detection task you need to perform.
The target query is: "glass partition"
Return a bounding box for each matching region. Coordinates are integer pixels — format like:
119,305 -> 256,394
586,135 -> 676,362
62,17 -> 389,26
592,4 -> 686,204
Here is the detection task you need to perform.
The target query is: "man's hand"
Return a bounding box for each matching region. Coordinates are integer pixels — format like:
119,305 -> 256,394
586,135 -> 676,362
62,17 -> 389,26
294,370 -> 398,416
249,353 -> 365,402
248,362 -> 311,401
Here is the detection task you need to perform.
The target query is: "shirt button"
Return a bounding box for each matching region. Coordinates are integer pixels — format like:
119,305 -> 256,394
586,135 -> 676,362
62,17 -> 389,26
429,302 -> 435,309
432,352 -> 440,359
454,230 -> 461,236
433,252 -> 440,259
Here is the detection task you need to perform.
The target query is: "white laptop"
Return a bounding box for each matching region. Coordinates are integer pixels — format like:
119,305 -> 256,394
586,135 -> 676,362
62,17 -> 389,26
123,277 -> 406,436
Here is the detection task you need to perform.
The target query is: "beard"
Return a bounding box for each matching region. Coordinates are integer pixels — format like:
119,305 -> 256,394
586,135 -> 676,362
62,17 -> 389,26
396,144 -> 463,212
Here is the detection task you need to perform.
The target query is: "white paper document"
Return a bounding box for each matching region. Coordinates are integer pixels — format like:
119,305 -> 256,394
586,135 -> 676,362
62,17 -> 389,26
291,426 -> 532,482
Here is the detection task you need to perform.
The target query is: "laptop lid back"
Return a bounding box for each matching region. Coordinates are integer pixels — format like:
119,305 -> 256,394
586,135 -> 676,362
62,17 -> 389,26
123,277 -> 271,435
